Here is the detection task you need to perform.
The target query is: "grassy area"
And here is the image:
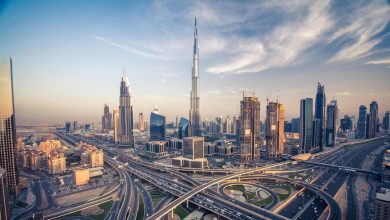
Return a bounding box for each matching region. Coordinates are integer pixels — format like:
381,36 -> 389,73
271,185 -> 291,201
174,205 -> 189,219
227,184 -> 245,193
136,196 -> 144,220
250,196 -> 273,207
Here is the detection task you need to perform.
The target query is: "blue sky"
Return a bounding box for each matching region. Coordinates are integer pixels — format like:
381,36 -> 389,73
0,0 -> 389,125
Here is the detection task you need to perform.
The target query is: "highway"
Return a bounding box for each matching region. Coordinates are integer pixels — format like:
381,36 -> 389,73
134,177 -> 153,219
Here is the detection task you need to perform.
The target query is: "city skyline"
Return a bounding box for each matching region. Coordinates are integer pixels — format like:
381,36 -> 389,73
1,0 -> 390,125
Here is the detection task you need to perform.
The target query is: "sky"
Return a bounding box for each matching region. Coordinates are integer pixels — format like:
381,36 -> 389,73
0,0 -> 389,125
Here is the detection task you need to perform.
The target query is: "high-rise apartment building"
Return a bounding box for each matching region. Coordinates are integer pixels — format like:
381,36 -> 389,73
73,121 -> 78,131
357,105 -> 367,138
326,100 -> 338,146
47,153 -> 66,174
265,101 -> 284,159
118,76 -> 134,146
314,83 -> 326,151
239,93 -> 261,161
113,108 -> 119,144
138,113 -> 145,132
0,58 -> 18,192
101,104 -> 112,133
300,98 -> 314,153
225,116 -> 231,134
189,18 -> 202,137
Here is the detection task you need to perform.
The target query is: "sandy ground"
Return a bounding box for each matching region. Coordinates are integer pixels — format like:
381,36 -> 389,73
272,188 -> 289,195
38,184 -> 49,209
203,214 -> 218,220
81,206 -> 103,216
168,213 -> 180,220
355,145 -> 386,218
56,186 -> 108,206
224,189 -> 246,202
333,181 -> 348,220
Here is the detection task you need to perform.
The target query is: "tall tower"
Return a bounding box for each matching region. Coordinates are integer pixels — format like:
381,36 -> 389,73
101,104 -> 112,133
0,58 -> 18,194
367,101 -> 378,138
300,98 -> 313,153
357,105 -> 367,138
265,101 -> 285,159
326,100 -> 338,146
314,83 -> 326,151
118,75 -> 134,146
189,17 -> 202,137
113,108 -> 119,144
139,113 -> 144,132
239,93 -> 261,161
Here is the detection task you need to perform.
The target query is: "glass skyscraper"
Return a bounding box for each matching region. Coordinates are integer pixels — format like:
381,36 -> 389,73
118,76 -> 134,146
178,117 -> 190,139
150,112 -> 166,141
314,83 -> 326,151
357,105 -> 367,138
300,98 -> 313,153
326,100 -> 338,146
0,58 -> 18,192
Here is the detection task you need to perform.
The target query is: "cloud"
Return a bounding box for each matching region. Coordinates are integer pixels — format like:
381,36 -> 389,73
206,0 -> 334,75
327,1 -> 390,63
93,35 -> 173,61
365,57 -> 390,65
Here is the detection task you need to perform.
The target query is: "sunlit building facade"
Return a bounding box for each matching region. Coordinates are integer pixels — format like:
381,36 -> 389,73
0,58 -> 18,192
239,93 -> 261,161
118,76 -> 134,146
113,108 -> 119,144
265,101 -> 285,159
0,167 -> 10,220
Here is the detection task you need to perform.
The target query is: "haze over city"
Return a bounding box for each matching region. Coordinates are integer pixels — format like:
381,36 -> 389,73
0,0 -> 389,125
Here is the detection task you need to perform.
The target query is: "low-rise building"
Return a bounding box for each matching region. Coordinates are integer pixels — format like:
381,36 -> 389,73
146,141 -> 168,157
73,168 -> 90,186
39,139 -> 62,155
168,138 -> 183,150
374,188 -> 390,220
171,156 -> 208,169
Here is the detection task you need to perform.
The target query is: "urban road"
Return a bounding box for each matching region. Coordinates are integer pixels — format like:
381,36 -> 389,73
51,132 -> 388,220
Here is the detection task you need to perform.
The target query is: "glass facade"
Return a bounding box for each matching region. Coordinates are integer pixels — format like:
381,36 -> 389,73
300,98 -> 313,153
0,59 -> 18,191
178,117 -> 190,139
150,112 -> 166,141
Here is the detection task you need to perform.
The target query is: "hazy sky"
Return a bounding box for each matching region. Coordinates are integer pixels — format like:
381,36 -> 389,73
0,0 -> 389,125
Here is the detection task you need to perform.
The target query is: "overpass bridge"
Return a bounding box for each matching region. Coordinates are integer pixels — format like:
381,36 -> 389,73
301,161 -> 379,176
146,161 -> 294,220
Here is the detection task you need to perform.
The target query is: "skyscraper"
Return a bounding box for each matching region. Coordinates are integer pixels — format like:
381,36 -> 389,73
326,100 -> 338,147
239,93 -> 261,161
291,118 -> 300,133
65,121 -> 72,133
265,101 -> 284,159
300,98 -> 313,153
367,101 -> 379,138
314,83 -> 326,151
118,76 -> 134,146
139,113 -> 145,132
0,167 -> 10,220
178,118 -> 190,139
150,107 -> 166,141
225,116 -> 231,134
72,121 -> 78,131
101,104 -> 112,133
0,58 -> 18,193
383,111 -> 390,133
189,18 -> 202,137
357,105 -> 367,138
113,108 -> 119,144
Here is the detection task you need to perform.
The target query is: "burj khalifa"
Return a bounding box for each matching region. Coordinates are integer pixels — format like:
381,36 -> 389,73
189,18 -> 202,136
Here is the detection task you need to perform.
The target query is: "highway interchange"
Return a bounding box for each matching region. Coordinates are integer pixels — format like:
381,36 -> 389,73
44,133 -> 389,220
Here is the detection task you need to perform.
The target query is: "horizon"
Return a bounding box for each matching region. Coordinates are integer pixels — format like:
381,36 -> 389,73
1,0 -> 390,125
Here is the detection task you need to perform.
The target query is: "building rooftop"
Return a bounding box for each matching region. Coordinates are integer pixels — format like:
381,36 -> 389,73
376,188 -> 390,202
